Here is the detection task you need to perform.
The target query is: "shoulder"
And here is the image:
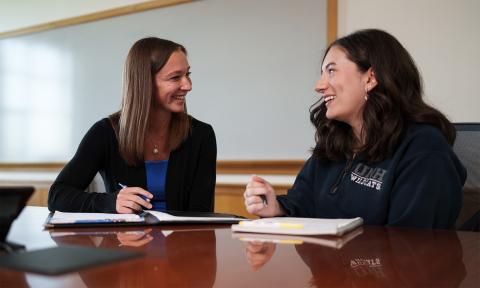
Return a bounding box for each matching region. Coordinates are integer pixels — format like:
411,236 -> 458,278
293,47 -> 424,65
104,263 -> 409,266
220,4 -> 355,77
392,123 -> 464,174
190,116 -> 215,136
92,118 -> 113,131
298,156 -> 325,176
83,118 -> 116,141
401,123 -> 451,153
395,123 -> 466,174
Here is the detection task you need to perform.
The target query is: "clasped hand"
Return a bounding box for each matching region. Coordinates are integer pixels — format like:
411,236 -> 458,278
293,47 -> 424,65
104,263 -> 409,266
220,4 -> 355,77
244,175 -> 284,217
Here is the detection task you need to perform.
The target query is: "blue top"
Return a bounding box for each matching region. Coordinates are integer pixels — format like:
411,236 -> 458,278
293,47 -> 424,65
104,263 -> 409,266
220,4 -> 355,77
277,124 -> 467,229
145,160 -> 169,211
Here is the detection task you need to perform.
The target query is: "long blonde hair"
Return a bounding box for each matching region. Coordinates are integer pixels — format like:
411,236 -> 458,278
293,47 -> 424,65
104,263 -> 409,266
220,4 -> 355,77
110,37 -> 191,166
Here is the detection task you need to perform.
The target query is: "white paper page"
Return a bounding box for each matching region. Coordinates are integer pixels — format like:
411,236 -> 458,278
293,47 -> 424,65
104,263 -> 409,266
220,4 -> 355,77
146,210 -> 243,222
50,211 -> 143,224
231,217 -> 363,236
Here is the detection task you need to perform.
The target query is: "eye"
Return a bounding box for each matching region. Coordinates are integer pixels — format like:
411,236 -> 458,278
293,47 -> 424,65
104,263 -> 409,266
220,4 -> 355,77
170,75 -> 180,80
327,68 -> 335,75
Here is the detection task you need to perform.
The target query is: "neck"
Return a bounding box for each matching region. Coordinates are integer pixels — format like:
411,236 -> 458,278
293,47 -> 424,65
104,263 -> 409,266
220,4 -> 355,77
351,119 -> 365,147
148,109 -> 171,136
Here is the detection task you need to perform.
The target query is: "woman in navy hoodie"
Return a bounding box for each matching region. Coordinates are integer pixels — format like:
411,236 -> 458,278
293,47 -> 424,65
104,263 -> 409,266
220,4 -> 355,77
244,29 -> 466,229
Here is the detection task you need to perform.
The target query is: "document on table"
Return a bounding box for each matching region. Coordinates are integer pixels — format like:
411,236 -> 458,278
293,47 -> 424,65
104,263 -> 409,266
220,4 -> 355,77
231,217 -> 363,236
47,211 -> 143,224
45,210 -> 244,227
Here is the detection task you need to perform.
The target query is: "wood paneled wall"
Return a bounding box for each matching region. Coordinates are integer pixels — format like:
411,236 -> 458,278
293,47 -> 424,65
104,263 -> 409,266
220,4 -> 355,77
1,160 -> 302,218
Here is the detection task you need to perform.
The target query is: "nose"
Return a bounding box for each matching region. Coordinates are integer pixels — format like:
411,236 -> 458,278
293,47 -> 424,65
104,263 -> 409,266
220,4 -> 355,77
181,75 -> 192,91
314,74 -> 328,94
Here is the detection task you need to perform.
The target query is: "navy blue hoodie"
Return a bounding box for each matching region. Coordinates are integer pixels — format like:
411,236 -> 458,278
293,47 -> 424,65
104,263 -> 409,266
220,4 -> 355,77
277,124 -> 466,229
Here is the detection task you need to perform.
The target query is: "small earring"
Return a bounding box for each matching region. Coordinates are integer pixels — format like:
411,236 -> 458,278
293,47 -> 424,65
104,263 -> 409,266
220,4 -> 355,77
364,86 -> 370,101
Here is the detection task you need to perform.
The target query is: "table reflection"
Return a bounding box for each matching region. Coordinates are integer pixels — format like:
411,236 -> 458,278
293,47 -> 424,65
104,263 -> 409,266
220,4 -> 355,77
235,228 -> 363,273
49,227 -> 217,287
297,228 -> 466,287
244,241 -> 276,271
0,266 -> 29,288
236,227 -> 466,287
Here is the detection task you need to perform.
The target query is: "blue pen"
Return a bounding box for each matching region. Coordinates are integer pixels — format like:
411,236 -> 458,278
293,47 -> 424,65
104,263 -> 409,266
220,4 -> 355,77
118,183 -> 149,201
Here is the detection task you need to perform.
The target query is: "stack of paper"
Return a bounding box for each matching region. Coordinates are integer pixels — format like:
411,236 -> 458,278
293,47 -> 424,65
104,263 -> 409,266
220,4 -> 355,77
231,217 -> 363,236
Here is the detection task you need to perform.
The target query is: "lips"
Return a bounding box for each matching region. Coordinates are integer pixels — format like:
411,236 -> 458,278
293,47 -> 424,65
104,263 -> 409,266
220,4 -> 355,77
324,95 -> 336,105
173,95 -> 186,101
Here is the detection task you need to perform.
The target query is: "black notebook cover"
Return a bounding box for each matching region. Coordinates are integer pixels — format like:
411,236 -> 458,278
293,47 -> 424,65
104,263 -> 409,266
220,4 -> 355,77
0,245 -> 142,275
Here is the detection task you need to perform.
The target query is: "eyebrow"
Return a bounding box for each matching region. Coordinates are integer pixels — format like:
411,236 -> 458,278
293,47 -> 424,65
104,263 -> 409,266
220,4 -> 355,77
322,62 -> 336,73
165,66 -> 190,77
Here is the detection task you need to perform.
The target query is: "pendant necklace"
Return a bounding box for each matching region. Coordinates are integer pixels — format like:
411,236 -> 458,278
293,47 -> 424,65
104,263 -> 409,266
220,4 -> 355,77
153,144 -> 159,155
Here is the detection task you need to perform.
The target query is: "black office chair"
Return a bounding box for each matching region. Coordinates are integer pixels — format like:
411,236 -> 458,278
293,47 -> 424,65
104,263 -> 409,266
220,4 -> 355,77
453,123 -> 480,231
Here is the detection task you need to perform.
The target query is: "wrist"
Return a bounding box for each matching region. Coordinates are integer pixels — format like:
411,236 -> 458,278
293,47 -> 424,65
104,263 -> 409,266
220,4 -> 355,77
273,200 -> 286,217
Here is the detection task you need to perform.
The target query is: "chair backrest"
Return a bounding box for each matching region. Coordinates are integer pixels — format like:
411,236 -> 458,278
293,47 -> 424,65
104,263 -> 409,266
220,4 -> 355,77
453,123 -> 480,231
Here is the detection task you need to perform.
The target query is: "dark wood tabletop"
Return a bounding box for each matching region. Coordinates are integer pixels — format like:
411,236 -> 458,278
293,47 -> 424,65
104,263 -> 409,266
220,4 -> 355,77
1,207 -> 479,287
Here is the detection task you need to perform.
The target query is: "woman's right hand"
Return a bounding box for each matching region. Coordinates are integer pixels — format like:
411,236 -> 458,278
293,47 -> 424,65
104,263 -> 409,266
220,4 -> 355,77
244,175 -> 285,217
116,186 -> 153,213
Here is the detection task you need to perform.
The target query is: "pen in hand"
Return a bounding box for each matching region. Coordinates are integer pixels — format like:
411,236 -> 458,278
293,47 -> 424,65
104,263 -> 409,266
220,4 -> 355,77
118,183 -> 149,201
251,175 -> 269,207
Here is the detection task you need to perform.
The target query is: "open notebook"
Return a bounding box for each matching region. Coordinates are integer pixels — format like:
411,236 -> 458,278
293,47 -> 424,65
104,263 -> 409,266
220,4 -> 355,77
231,217 -> 363,236
45,210 -> 244,228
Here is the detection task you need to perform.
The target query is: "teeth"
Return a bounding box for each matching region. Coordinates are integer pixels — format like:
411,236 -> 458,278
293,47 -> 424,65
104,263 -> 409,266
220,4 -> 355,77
324,95 -> 336,102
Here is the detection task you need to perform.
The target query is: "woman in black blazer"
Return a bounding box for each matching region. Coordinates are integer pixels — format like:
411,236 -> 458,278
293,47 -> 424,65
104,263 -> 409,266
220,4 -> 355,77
48,37 -> 216,213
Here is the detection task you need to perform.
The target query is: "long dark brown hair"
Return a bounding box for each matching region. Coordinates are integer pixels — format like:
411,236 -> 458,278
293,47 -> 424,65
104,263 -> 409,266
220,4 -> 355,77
310,29 -> 455,162
110,37 -> 191,165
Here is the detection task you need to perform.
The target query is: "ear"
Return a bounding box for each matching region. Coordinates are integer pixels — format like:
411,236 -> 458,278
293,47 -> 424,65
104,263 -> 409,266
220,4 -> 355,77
365,68 -> 377,91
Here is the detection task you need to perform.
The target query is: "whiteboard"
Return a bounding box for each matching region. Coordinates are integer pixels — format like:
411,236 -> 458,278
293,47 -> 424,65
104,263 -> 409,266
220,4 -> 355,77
0,0 -> 327,162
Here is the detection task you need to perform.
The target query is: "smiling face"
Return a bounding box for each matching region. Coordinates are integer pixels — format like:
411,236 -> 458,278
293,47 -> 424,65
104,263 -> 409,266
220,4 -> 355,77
154,50 -> 192,113
315,46 -> 376,132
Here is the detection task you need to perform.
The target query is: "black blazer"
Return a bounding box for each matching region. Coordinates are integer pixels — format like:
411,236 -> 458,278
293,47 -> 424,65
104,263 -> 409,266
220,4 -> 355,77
48,117 -> 216,213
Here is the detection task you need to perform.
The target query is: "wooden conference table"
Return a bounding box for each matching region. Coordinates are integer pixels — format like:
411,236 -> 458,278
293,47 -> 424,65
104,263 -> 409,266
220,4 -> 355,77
1,207 -> 479,288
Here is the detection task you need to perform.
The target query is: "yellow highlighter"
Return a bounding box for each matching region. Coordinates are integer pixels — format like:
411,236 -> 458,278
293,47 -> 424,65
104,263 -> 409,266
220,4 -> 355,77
239,237 -> 303,245
239,221 -> 304,230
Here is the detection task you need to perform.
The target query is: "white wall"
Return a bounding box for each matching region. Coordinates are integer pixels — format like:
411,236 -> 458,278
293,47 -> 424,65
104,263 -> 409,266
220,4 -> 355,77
338,0 -> 480,122
2,0 -> 476,164
0,0 -> 326,162
0,0 -> 155,32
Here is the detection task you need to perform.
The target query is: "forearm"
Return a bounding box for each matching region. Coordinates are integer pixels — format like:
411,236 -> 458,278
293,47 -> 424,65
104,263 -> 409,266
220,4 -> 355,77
48,182 -> 116,212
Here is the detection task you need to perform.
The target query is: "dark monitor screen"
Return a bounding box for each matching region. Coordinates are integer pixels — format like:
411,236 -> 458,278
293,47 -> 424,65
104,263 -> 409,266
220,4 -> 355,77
0,186 -> 34,242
